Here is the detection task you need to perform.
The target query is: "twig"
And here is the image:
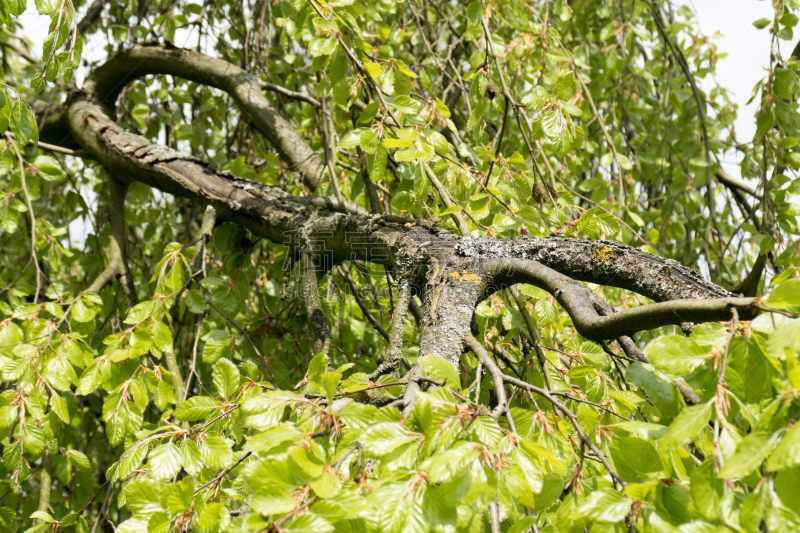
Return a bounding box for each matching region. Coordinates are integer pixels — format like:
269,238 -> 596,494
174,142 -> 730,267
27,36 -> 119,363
194,451 -> 252,495
503,374 -> 626,486
465,334 -> 517,433
6,133 -> 42,303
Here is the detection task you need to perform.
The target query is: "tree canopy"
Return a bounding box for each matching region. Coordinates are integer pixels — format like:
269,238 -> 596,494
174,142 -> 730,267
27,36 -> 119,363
2,0 -> 800,531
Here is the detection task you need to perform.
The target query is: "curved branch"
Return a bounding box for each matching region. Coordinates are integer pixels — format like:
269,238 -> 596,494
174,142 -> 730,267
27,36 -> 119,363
459,236 -> 735,302
483,258 -> 755,341
85,44 -> 325,190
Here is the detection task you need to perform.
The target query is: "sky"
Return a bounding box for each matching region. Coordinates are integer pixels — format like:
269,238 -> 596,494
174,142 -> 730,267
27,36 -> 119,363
692,0 -> 775,150
13,0 -> 782,244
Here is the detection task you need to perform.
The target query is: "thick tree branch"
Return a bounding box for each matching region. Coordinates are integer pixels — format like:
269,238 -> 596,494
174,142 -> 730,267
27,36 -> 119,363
459,236 -> 736,301
84,44 -> 325,190
483,258 -> 755,341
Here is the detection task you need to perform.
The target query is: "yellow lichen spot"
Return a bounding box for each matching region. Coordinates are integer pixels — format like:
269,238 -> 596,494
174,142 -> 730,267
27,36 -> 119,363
593,246 -> 614,264
461,273 -> 482,284
450,272 -> 461,280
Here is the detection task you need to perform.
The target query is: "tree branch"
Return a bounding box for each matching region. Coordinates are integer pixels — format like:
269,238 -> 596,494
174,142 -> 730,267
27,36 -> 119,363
85,44 -> 325,190
300,252 -> 332,355
483,257 -> 755,341
370,279 -> 411,378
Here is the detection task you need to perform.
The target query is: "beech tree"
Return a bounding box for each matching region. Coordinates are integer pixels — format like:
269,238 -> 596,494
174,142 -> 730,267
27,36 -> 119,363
3,0 -> 800,531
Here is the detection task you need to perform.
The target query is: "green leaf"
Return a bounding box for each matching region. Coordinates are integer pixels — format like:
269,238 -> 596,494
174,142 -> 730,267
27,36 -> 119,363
212,358 -> 240,399
719,431 -> 778,478
29,511 -> 53,523
658,401 -> 713,452
626,363 -> 679,422
578,488 -> 632,523
554,71 -> 574,97
418,354 -> 460,389
201,434 -> 233,469
309,471 -> 341,498
147,511 -> 171,533
34,0 -> 57,14
10,98 -> 37,149
359,422 -> 418,455
196,502 -> 230,532
360,129 -> 379,154
246,424 -> 303,453
202,329 -> 232,364
767,422 -> 800,471
691,459 -> 723,521
753,17 -> 772,29
174,396 -> 219,421
645,335 -> 709,375
768,278 -> 800,308
283,514 -> 334,533
167,478 -> 194,515
148,442 -> 182,481
308,37 -> 337,57
613,436 -> 663,474
755,108 -> 775,139
322,371 -> 340,405
33,155 -> 63,181
466,1 -> 482,27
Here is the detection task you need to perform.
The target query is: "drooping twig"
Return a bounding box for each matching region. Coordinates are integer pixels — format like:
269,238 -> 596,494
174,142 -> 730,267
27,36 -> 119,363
465,333 -> 517,433
6,133 -> 42,303
338,265 -> 390,342
509,286 -> 554,390
369,279 -> 411,378
190,205 -> 216,278
480,18 -> 555,208
502,374 -> 626,487
300,252 -> 332,355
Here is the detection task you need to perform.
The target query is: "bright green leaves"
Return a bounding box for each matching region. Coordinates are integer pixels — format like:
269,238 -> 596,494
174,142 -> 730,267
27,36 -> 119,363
174,396 -> 220,421
32,0 -> 83,90
148,442 -> 183,481
213,358 -> 241,399
691,459 -> 724,522
578,488 -> 632,523
766,423 -> 800,472
626,363 -> 679,422
658,401 -> 713,452
8,96 -> 38,149
202,329 -> 233,364
360,422 -> 421,456
720,431 -> 780,478
418,355 -> 460,389
767,278 -> 800,309
645,335 -> 710,375
34,0 -> 58,15
522,71 -> 580,157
